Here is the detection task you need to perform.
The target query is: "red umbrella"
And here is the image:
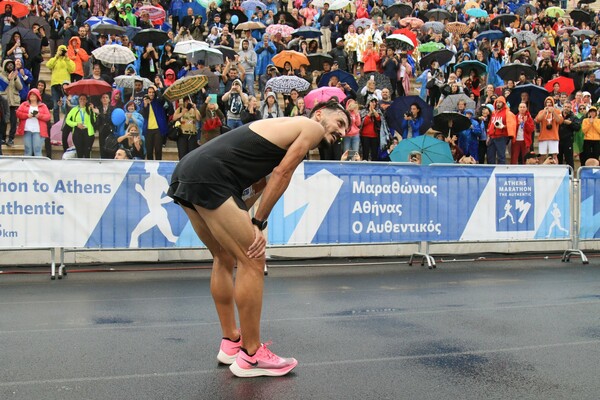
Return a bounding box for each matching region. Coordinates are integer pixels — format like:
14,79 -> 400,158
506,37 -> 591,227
544,76 -> 575,96
393,28 -> 417,54
304,87 -> 346,109
0,0 -> 29,18
64,79 -> 113,96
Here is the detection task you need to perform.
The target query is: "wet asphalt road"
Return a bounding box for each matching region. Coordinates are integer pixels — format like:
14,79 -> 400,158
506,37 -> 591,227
1,257 -> 599,400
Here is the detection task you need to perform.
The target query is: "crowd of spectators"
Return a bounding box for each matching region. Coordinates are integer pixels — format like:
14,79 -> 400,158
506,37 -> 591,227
0,0 -> 599,168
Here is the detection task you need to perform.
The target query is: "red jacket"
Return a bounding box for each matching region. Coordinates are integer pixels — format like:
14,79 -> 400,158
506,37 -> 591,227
514,111 -> 535,148
16,89 -> 51,138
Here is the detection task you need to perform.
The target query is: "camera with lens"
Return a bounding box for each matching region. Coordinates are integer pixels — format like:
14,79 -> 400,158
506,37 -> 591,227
404,111 -> 412,118
60,49 -> 67,56
32,110 -> 38,116
546,123 -> 553,130
494,120 -> 504,129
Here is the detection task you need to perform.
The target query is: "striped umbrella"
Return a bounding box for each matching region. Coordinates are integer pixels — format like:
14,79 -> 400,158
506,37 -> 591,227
163,75 -> 209,101
265,76 -> 311,94
446,22 -> 470,35
266,24 -> 295,37
134,5 -> 166,23
92,45 -> 136,65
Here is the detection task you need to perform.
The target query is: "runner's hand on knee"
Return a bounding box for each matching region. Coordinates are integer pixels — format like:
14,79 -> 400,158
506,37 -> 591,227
247,226 -> 266,259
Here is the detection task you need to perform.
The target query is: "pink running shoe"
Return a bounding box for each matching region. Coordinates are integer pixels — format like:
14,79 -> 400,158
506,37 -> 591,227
229,342 -> 298,377
217,336 -> 243,365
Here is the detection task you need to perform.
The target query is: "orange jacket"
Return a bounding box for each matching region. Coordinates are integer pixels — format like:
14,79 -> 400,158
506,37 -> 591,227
67,37 -> 89,77
534,97 -> 564,141
582,116 -> 600,141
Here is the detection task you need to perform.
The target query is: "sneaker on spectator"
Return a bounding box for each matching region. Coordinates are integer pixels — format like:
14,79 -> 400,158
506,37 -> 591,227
217,336 -> 243,364
229,342 -> 298,377
7,139 -> 14,147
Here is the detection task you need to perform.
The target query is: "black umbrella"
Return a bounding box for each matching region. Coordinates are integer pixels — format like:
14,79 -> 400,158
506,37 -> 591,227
223,9 -> 248,24
384,3 -> 413,18
307,53 -> 333,71
419,49 -> 454,70
133,29 -> 169,47
490,14 -> 517,26
92,23 -> 126,36
506,84 -> 549,117
497,63 -> 536,82
385,95 -> 433,135
2,27 -> 42,62
425,9 -> 452,21
18,16 -> 50,37
357,72 -> 393,91
578,0 -> 595,3
432,112 -> 471,134
570,10 -> 591,23
213,45 -> 238,62
124,26 -> 141,41
274,11 -> 297,28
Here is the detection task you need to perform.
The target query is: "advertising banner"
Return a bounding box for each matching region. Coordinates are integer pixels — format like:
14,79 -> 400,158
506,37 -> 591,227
579,167 -> 600,240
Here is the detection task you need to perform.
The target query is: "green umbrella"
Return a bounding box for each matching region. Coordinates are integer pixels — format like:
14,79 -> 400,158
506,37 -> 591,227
418,42 -> 444,53
545,7 -> 565,18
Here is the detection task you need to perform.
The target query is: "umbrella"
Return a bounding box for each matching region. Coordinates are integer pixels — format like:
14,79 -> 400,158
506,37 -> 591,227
311,0 -> 351,10
497,63 -> 536,82
84,16 -> 117,27
385,34 -> 415,51
389,135 -> 453,165
400,17 -> 424,29
92,23 -> 126,36
454,60 -> 488,76
266,24 -> 295,37
425,9 -> 452,21
476,30 -> 505,42
224,9 -> 248,24
133,29 -> 169,46
419,49 -> 454,70
417,42 -> 444,53
446,22 -> 470,36
572,61 -> 600,72
491,14 -> 518,26
570,10 -> 591,23
272,50 -> 309,69
384,3 -> 413,18
213,45 -> 238,62
421,21 -> 445,34
188,67 -> 219,92
464,1 -> 479,10
0,0 -> 29,18
92,45 -> 136,65
357,72 -> 393,92
198,0 -> 221,6
291,26 -> 322,38
265,75 -> 311,94
544,76 -> 575,95
17,15 -> 50,35
2,27 -> 41,61
124,26 -> 141,41
466,8 -> 488,18
50,119 -> 73,147
506,84 -> 548,116
511,46 -> 537,64
385,96 -> 433,135
304,87 -> 346,109
557,26 -> 578,35
545,7 -> 564,18
64,79 -> 113,96
353,18 -> 373,29
432,112 -> 471,134
114,75 -> 154,89
134,5 -> 166,23
578,0 -> 595,3
174,39 -> 209,55
437,94 -> 476,113
516,4 -> 537,16
572,30 -> 596,38
163,75 -> 209,101
187,47 -> 224,66
512,30 -> 537,45
274,11 -> 297,27
318,70 -> 358,91
241,0 -> 266,12
394,28 -> 418,49
235,21 -> 266,31
307,53 -> 334,71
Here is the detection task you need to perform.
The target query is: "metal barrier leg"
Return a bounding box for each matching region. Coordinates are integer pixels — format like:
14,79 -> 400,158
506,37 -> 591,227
264,263 -> 268,276
50,248 -> 56,280
58,248 -> 67,279
408,241 -> 436,269
562,249 -> 589,264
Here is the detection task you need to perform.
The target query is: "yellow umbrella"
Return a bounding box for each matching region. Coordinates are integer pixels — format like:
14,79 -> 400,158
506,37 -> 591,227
163,75 -> 208,102
464,1 -> 479,10
272,50 -> 310,70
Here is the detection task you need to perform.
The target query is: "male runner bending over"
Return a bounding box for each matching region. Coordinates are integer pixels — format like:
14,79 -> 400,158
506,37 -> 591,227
168,99 -> 350,377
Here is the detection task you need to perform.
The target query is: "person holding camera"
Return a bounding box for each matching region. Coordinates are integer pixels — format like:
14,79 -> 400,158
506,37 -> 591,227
487,96 -> 516,164
142,86 -> 169,160
172,97 -> 201,159
360,97 -> 382,161
401,103 -> 424,140
116,123 -> 146,160
558,101 -> 581,170
535,97 -> 564,164
222,78 -> 248,129
15,88 -> 51,156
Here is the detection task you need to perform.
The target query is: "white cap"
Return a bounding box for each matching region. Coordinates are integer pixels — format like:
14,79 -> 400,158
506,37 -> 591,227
336,38 -> 344,44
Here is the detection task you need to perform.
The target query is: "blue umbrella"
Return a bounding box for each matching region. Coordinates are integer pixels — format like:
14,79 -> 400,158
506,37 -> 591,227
292,26 -> 322,38
389,135 -> 454,165
85,16 -> 117,27
476,30 -> 505,42
385,96 -> 433,135
318,70 -> 358,91
506,84 -> 549,117
466,8 -> 488,18
241,0 -> 266,12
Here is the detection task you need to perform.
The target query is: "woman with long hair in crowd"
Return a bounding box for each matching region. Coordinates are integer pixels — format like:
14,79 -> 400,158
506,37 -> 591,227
65,94 -> 97,158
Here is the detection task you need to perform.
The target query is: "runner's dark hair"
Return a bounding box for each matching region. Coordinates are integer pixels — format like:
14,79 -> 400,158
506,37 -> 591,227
309,97 -> 352,129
